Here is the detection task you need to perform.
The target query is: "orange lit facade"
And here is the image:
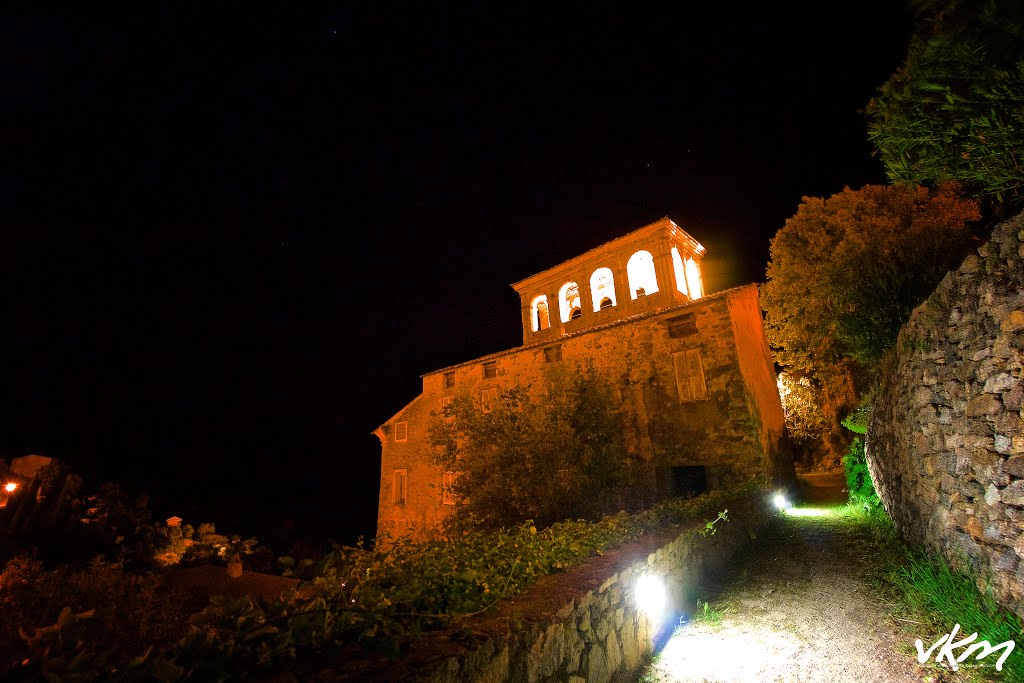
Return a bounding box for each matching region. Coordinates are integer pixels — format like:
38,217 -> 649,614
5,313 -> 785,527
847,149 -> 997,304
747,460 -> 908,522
373,218 -> 789,543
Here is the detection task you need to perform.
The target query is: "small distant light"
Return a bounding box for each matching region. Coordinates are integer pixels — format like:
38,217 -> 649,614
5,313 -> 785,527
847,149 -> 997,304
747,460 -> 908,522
771,492 -> 790,510
635,573 -> 667,622
4,482 -> 16,493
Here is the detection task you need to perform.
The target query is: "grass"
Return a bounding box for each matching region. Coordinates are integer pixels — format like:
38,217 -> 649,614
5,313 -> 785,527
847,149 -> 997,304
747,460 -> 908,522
689,599 -> 730,629
858,508 -> 1024,683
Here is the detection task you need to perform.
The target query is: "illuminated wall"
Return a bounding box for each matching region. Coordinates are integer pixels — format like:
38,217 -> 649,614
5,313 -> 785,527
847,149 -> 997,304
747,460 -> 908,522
510,217 -> 707,345
373,282 -> 789,544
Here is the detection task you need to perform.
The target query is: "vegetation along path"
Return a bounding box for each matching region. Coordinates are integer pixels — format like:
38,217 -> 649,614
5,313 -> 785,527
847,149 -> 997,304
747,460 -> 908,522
641,473 -> 944,683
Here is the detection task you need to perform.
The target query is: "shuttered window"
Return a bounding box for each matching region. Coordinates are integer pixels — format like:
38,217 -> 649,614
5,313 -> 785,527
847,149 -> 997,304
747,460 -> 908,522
480,387 -> 499,412
667,313 -> 697,338
393,469 -> 407,505
673,348 -> 708,402
442,471 -> 456,505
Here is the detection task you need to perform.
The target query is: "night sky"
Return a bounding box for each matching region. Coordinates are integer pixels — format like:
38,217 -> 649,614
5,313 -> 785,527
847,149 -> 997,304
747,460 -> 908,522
1,4 -> 913,547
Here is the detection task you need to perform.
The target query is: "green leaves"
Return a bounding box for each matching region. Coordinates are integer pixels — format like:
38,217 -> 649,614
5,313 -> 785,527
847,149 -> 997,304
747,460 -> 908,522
866,1 -> 1024,210
2,484 -> 760,681
428,360 -> 632,530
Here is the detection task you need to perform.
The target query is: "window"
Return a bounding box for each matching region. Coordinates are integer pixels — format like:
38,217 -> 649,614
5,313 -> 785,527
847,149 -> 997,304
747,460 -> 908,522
480,387 -> 498,412
673,348 -> 708,402
531,295 -> 551,331
392,469 -> 407,505
543,345 -> 562,363
444,372 -> 456,389
442,395 -> 454,423
394,421 -> 408,442
442,471 -> 456,505
627,250 -> 660,299
590,267 -> 617,311
482,361 -> 497,379
667,313 -> 697,338
558,282 -> 582,323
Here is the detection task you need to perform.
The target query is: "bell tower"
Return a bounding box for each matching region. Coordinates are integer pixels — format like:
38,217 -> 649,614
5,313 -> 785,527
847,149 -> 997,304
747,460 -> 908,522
510,217 -> 706,344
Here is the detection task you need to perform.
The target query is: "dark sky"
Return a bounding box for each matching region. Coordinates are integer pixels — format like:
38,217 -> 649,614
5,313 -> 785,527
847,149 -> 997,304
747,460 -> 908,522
1,4 -> 913,546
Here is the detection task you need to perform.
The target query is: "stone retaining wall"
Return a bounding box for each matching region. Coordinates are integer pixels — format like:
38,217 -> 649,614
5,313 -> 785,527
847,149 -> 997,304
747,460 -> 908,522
344,493 -> 774,682
867,212 -> 1024,618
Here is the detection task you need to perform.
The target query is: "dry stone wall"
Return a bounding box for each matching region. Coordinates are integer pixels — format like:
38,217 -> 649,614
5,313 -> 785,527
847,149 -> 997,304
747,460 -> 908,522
344,493 -> 773,682
867,212 -> 1024,618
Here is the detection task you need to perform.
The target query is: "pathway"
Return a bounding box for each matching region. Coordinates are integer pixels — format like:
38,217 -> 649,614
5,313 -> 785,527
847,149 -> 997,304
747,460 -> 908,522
640,472 -> 938,683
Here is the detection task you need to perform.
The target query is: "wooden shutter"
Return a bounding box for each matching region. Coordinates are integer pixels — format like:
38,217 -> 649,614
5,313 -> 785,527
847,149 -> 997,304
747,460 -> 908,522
673,348 -> 707,402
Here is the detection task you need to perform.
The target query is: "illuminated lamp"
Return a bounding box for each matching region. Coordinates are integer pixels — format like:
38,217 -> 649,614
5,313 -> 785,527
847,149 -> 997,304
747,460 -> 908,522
4,482 -> 16,493
635,573 -> 668,623
771,491 -> 791,511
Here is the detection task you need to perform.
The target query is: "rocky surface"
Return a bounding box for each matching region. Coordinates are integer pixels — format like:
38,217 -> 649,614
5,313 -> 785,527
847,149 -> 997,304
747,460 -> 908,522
867,212 -> 1024,618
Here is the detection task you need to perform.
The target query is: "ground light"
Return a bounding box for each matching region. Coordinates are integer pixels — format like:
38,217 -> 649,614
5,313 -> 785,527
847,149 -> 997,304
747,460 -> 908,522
771,491 -> 790,511
4,482 -> 16,493
783,506 -> 835,518
652,621 -> 804,681
635,573 -> 668,623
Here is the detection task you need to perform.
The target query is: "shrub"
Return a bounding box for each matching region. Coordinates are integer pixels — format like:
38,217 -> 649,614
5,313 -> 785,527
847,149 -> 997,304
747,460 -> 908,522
843,437 -> 882,511
0,555 -> 191,680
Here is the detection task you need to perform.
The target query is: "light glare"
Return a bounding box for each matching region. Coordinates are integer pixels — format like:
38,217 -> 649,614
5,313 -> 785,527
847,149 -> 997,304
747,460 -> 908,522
3,482 -> 16,493
783,506 -> 833,518
771,492 -> 790,510
635,573 -> 667,622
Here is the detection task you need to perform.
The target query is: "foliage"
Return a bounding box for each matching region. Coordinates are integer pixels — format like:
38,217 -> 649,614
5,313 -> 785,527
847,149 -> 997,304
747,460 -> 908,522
699,509 -> 729,536
691,599 -> 729,628
147,520 -> 261,569
776,371 -> 830,440
0,555 -> 191,681
0,484 -> 758,681
428,360 -> 634,530
762,184 -> 979,458
763,183 -> 979,370
866,0 -> 1024,211
841,401 -> 872,435
842,437 -> 882,511
887,555 -> 1024,682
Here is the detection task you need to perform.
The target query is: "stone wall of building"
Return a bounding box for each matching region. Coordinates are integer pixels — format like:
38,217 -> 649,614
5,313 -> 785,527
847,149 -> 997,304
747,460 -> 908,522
375,285 -> 789,542
340,492 -> 773,682
867,212 -> 1024,618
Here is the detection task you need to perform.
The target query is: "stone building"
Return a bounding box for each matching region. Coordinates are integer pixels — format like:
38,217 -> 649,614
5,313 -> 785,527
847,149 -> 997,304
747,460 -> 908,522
373,217 -> 789,542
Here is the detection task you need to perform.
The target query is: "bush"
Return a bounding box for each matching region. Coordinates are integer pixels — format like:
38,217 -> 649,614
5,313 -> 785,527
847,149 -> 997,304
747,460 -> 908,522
0,555 -> 191,680
1,483 -> 761,680
843,437 -> 882,511
429,360 -> 636,530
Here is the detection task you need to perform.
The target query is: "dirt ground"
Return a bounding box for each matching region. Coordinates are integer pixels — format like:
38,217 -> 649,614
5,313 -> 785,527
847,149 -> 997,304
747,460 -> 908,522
639,472 -> 940,683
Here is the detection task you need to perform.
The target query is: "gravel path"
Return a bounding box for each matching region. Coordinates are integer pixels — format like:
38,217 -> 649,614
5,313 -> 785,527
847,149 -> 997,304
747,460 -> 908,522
640,473 -> 936,683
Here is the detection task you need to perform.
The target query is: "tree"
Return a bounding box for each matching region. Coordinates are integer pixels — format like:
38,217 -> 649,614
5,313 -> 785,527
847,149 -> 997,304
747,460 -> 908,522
428,361 -> 632,531
761,184 -> 980,457
866,0 -> 1024,211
